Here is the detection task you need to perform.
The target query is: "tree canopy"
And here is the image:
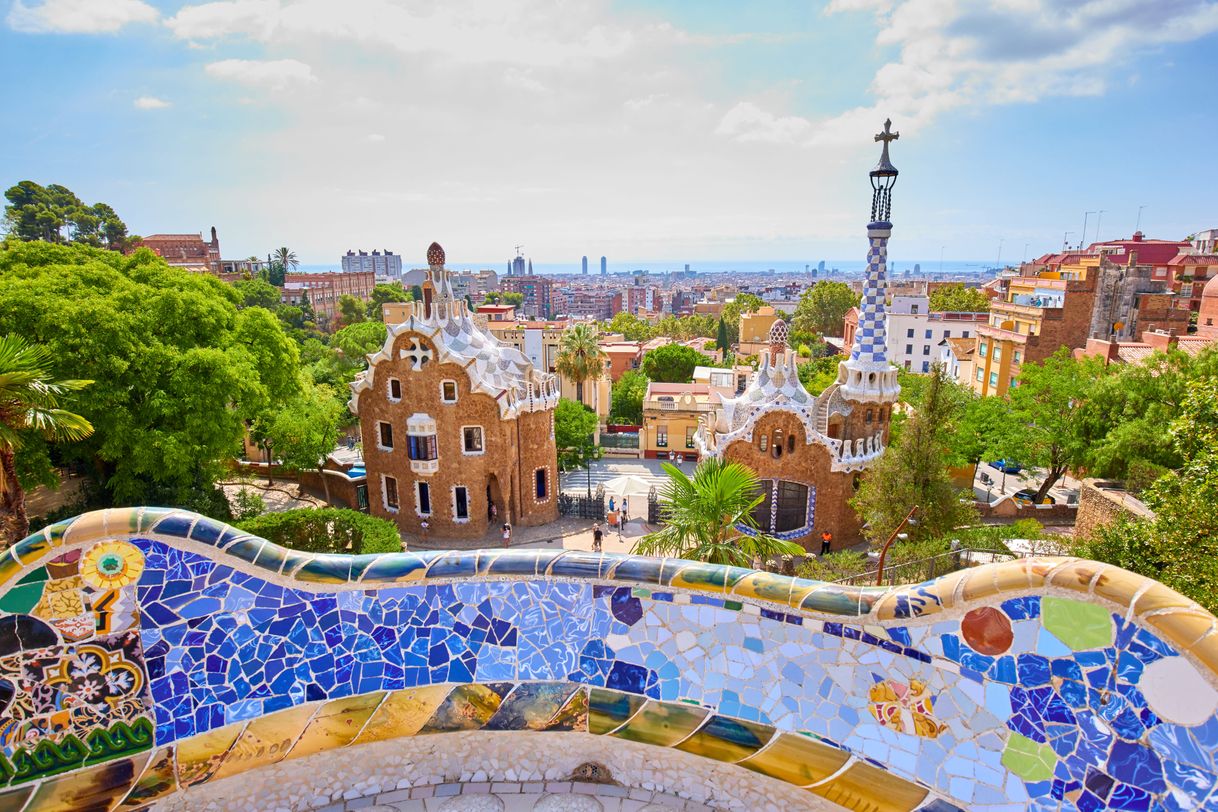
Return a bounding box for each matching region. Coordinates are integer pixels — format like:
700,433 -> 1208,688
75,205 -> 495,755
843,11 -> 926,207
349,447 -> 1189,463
792,281 -> 858,337
554,398 -> 600,472
609,370 -> 648,425
929,283 -> 990,313
605,312 -> 656,341
641,343 -> 711,383
4,181 -> 131,250
368,282 -> 411,321
851,364 -> 977,543
555,323 -> 606,404
0,239 -> 302,510
719,293 -> 765,345
796,356 -> 841,396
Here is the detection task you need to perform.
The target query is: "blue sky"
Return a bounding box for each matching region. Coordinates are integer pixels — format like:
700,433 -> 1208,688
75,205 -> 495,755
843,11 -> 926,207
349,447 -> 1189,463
2,0 -> 1216,267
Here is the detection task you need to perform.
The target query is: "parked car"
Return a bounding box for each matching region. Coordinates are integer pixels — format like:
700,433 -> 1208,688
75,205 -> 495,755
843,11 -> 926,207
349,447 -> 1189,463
1013,488 -> 1055,506
988,459 -> 1023,474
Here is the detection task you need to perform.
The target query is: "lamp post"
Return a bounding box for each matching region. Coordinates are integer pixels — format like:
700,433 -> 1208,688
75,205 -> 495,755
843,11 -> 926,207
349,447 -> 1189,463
874,505 -> 919,586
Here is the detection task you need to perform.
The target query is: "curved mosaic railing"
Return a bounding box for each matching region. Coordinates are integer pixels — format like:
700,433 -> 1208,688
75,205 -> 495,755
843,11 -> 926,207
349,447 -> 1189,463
2,508 -> 1218,811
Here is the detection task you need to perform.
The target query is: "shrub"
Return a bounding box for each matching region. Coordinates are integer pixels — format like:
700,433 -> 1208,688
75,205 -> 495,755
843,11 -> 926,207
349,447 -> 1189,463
796,550 -> 870,582
238,508 -> 401,555
231,488 -> 266,522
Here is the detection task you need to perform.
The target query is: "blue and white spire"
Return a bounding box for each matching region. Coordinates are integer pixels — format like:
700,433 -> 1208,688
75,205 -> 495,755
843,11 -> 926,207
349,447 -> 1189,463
838,119 -> 901,403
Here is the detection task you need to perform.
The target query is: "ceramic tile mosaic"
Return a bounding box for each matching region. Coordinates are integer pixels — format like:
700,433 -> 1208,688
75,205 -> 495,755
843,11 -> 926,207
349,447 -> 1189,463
1,508 -> 1218,812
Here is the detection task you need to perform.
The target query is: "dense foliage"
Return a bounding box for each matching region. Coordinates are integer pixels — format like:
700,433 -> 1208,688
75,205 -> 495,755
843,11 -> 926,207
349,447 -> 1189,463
609,370 -> 648,425
238,507 -> 401,555
792,281 -> 858,337
640,343 -> 711,383
0,240 -> 301,511
928,283 -> 990,313
555,323 -> 606,404
554,398 -> 600,472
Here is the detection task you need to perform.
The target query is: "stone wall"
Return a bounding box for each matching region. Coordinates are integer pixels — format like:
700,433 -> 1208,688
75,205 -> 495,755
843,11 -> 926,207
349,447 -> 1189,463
1074,478 -> 1155,541
3,508 -> 1218,812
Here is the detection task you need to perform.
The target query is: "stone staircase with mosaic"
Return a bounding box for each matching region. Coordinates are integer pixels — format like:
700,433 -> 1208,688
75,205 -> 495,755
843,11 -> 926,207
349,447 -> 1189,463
1,508 -> 1217,811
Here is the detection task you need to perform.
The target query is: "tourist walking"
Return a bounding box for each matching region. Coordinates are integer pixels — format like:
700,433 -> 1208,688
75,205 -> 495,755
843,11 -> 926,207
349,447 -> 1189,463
502,523 -> 512,548
820,530 -> 833,556
592,524 -> 603,553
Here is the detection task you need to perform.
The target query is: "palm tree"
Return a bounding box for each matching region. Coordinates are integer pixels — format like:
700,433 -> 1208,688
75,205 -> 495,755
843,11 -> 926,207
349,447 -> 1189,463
0,336 -> 94,547
633,458 -> 805,567
274,247 -> 299,275
555,323 -> 607,405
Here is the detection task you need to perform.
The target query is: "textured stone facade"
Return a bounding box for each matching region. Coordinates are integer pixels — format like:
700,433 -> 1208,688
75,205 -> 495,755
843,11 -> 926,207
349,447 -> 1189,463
352,245 -> 560,540
1074,478 -> 1155,541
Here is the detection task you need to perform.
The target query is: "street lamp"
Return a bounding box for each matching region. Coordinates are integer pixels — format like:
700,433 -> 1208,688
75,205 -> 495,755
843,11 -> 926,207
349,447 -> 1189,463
875,505 -> 918,586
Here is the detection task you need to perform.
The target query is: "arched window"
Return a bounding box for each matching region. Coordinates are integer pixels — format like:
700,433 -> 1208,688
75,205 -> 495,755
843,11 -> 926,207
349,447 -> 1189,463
759,434 -> 768,452
787,434 -> 796,454
772,429 -> 783,458
865,409 -> 873,424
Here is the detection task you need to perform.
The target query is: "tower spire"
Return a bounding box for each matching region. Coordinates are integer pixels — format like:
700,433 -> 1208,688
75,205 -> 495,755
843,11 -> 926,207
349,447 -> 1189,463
837,120 -> 901,403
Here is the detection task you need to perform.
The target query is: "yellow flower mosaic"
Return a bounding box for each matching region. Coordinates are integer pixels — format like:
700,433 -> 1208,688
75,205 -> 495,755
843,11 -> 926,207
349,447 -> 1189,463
80,541 -> 144,590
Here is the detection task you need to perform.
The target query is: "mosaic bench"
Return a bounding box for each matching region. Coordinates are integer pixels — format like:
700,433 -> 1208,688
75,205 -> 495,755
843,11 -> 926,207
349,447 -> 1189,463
1,508 -> 1217,811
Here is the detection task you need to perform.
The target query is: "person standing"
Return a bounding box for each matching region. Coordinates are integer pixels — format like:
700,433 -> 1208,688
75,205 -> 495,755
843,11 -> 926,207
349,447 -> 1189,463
621,496 -> 629,521
489,502 -> 497,522
592,524 -> 603,553
502,522 -> 512,548
820,530 -> 833,556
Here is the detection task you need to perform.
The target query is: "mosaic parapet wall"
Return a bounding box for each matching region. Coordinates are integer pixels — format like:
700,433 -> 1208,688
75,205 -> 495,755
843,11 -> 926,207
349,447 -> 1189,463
1,511 -> 1218,811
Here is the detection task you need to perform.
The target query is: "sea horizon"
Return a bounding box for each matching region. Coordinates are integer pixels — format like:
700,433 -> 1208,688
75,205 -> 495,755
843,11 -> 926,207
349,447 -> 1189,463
294,258 -> 996,277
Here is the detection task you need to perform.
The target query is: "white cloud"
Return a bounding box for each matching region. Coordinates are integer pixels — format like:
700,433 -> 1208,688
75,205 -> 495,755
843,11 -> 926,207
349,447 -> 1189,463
365,133 -> 385,143
133,95 -> 170,109
715,102 -> 812,145
8,0 -> 157,34
204,58 -> 316,90
813,0 -> 1218,144
164,0 -> 277,40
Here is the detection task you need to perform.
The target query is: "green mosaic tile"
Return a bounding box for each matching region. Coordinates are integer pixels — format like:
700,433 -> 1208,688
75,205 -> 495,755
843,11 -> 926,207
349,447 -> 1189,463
1001,732 -> 1057,781
1042,596 -> 1113,650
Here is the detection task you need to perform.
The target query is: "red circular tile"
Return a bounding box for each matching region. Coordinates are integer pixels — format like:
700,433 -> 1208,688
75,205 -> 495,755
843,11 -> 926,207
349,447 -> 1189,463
961,606 -> 1013,655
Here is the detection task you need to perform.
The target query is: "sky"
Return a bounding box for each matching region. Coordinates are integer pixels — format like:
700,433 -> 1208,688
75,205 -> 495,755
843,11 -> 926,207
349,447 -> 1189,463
2,0 -> 1217,269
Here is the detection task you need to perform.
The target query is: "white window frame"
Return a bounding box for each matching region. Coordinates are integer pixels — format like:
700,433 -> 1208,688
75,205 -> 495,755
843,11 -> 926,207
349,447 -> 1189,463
387,377 -> 402,402
440,380 -> 459,403
461,425 -> 485,456
376,421 -> 394,452
382,474 -> 400,513
415,481 -> 433,517
452,485 -> 470,523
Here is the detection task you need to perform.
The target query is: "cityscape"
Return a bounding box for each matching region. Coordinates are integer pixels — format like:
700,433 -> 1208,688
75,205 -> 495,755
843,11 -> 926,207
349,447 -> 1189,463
1,3 -> 1217,812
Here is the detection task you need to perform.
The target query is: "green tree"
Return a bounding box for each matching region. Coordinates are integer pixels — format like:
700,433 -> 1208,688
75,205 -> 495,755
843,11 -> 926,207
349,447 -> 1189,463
554,398 -> 600,475
792,281 -> 858,337
332,321 -> 387,362
555,323 -> 607,405
796,356 -> 841,396
609,369 -> 648,424
990,348 -> 1107,502
0,335 -> 94,546
606,312 -> 657,341
1073,377 -> 1218,612
265,382 -> 344,502
851,364 -> 977,543
715,317 -> 729,354
0,240 -> 301,509
273,246 -> 299,275
3,181 -> 130,249
368,282 -> 411,321
336,294 -> 367,327
231,278 -> 282,309
641,343 -> 710,383
929,283 -> 990,313
633,458 -> 804,566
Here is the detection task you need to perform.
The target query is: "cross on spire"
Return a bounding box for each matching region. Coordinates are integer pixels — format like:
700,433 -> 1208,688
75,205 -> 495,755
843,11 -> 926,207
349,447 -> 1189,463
874,118 -> 899,146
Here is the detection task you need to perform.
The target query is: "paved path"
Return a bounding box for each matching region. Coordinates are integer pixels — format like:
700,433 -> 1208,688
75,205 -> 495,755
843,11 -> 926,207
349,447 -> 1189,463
558,458 -> 693,498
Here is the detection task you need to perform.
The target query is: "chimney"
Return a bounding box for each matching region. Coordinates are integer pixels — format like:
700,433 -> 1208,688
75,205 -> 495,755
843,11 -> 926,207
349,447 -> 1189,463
1132,231 -> 1144,242
1085,337 -> 1120,362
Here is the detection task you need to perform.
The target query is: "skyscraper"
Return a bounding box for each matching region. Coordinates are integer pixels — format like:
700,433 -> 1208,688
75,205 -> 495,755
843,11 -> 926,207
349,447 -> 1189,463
600,256 -> 607,276
527,259 -> 534,276
582,256 -> 588,275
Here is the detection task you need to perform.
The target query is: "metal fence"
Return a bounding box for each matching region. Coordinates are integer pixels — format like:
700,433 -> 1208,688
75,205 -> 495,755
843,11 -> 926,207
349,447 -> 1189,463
647,487 -> 662,524
558,485 -> 606,520
600,432 -> 640,450
832,548 -> 1016,587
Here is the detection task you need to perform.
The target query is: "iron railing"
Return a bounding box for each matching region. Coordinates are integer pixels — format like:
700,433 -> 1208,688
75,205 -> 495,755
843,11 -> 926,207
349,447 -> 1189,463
558,485 -> 606,520
832,548 -> 1016,587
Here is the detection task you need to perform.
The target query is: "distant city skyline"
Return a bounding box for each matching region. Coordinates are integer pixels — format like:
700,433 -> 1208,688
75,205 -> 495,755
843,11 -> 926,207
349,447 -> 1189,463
3,1 -> 1216,263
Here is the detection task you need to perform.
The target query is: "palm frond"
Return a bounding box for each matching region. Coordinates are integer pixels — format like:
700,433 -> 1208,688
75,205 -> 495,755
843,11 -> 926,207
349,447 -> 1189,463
24,407 -> 94,442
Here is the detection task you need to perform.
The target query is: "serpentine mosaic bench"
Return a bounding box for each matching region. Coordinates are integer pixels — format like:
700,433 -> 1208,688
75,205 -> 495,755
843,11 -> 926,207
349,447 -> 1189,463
1,508 -> 1217,811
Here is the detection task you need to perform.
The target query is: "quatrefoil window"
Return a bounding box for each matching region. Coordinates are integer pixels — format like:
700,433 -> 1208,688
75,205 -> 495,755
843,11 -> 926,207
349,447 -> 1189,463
401,337 -> 434,371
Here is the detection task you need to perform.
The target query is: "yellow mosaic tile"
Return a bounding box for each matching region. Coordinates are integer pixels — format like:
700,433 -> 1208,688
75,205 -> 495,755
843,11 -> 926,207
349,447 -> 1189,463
351,685 -> 453,745
808,760 -> 928,812
24,752 -> 149,812
543,685 -> 589,732
419,684 -> 507,733
288,692 -> 385,759
1147,609 -> 1218,652
60,510 -> 110,551
730,572 -> 795,604
118,745 -> 178,808
609,700 -> 708,747
738,732 -> 850,787
674,716 -> 774,764
175,721 -> 247,787
211,703 -> 318,781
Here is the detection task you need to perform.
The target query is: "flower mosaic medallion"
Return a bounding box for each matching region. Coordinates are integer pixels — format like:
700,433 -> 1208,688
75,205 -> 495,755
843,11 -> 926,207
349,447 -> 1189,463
79,541 -> 144,590
867,677 -> 946,738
